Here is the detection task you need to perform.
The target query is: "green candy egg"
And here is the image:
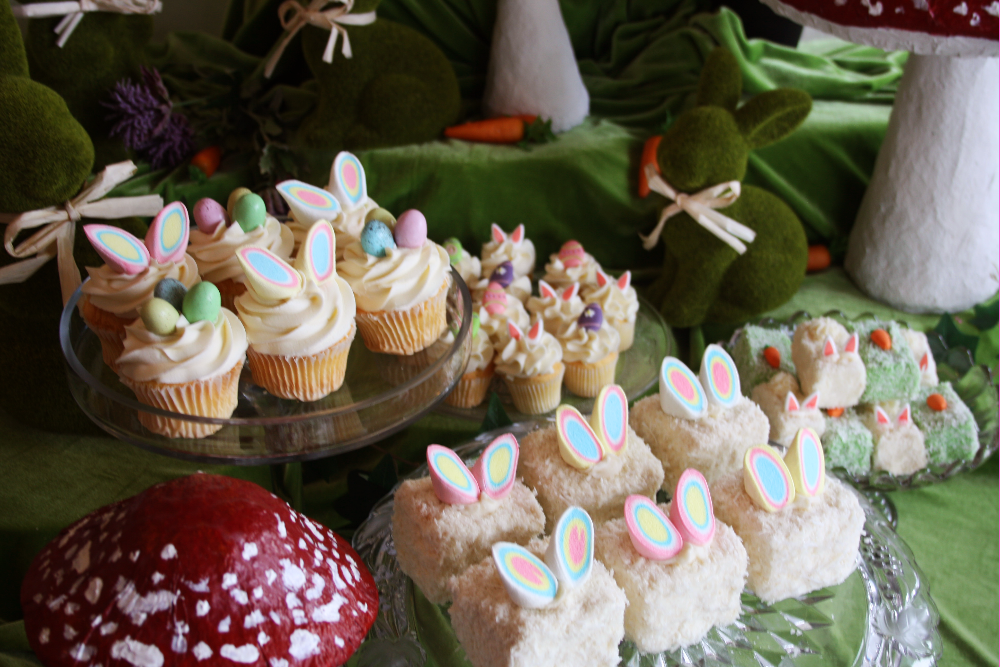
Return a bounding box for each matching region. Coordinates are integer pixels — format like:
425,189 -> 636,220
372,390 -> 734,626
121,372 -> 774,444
182,282 -> 222,324
227,187 -> 253,218
140,298 -> 180,336
233,193 -> 266,233
443,237 -> 464,264
364,207 -> 396,227
471,311 -> 480,339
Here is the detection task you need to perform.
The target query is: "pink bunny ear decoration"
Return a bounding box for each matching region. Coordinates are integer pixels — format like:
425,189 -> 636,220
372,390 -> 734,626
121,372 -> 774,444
898,405 -> 911,425
277,179 -> 342,224
562,283 -> 579,301
785,392 -> 800,412
802,392 -> 820,410
294,220 -> 336,285
844,333 -> 859,354
145,202 -> 190,264
538,279 -> 557,299
876,407 -> 890,425
617,271 -> 631,291
328,151 -> 367,211
527,320 -> 544,342
490,223 -> 506,245
919,353 -> 929,370
84,224 -> 150,275
595,269 -> 610,288
508,321 -> 523,340
510,224 -> 525,244
823,337 -> 836,357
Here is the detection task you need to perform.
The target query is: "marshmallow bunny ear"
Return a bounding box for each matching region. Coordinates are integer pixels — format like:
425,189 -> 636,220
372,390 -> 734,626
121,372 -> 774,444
556,405 -> 604,470
617,271 -> 631,291
491,223 -> 506,245
802,392 -> 820,410
508,321 -> 523,340
844,333 -> 859,354
876,407 -> 890,425
595,269 -> 609,288
823,337 -> 836,357
785,392 -> 800,412
145,202 -> 190,264
538,279 -> 557,299
919,353 -> 929,371
510,224 -> 524,244
427,445 -> 479,505
85,224 -> 150,275
562,283 -> 579,301
897,405 -> 911,425
328,151 -> 367,211
545,507 -> 594,589
527,320 -> 543,342
492,543 -> 557,609
295,220 -> 336,284
471,434 -> 518,501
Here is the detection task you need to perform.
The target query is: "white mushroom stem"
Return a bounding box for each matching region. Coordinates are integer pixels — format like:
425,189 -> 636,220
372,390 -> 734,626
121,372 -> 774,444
845,54 -> 999,313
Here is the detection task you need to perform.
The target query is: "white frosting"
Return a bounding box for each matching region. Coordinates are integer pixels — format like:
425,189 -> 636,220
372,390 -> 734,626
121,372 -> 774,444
189,217 -> 294,284
338,239 -> 450,312
82,255 -> 200,318
481,236 -> 536,279
542,252 -> 601,288
558,321 -> 620,363
477,299 -> 530,347
467,328 -> 495,373
452,251 -> 482,286
495,327 -> 562,378
582,281 -> 638,325
118,309 -> 248,384
526,290 -> 585,335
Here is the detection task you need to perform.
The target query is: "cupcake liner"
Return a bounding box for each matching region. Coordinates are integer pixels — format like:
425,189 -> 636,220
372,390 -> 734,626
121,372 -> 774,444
501,362 -> 565,414
215,278 -> 247,313
564,351 -> 619,398
355,279 -> 448,356
80,295 -> 134,373
122,361 -> 243,439
246,324 -> 356,401
445,362 -> 495,408
613,318 -> 636,352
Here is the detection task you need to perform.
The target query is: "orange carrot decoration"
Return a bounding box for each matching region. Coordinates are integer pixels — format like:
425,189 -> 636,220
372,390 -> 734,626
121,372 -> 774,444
190,146 -> 222,178
444,117 -> 528,144
806,244 -> 831,272
639,135 -> 662,198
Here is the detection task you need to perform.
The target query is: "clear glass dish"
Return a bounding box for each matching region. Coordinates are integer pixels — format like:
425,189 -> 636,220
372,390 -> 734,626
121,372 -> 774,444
351,422 -> 941,667
727,310 -> 999,490
435,295 -> 675,421
59,270 -> 473,465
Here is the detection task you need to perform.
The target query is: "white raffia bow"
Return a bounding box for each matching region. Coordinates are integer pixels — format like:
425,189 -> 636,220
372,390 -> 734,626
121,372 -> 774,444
11,0 -> 162,48
0,161 -> 164,305
641,164 -> 756,254
264,0 -> 377,79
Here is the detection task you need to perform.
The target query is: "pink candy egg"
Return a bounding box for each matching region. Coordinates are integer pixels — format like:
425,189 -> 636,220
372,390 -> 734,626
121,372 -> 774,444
394,209 -> 427,248
193,198 -> 228,234
559,240 -> 585,267
483,281 -> 507,315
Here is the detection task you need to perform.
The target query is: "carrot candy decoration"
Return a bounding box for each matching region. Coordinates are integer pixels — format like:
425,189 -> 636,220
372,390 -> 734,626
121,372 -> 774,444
190,145 -> 222,178
638,135 -> 662,198
444,116 -> 554,146
806,244 -> 831,272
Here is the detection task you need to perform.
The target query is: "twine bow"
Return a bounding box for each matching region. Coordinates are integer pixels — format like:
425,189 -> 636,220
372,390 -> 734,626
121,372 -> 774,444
0,161 -> 164,305
11,0 -> 162,47
641,164 -> 755,254
264,0 -> 376,79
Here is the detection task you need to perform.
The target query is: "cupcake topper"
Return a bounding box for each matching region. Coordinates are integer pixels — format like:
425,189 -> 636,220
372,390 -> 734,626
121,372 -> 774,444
590,384 -> 628,456
490,223 -> 525,246
426,444 -> 480,505
492,542 -> 557,609
276,179 -> 342,224
394,210 -> 427,249
193,198 -> 228,235
658,357 -> 707,420
844,333 -> 859,354
624,495 -> 683,561
83,224 -> 150,275
538,279 -> 557,300
556,405 -> 604,470
329,151 -> 367,211
596,269 -> 610,288
699,344 -> 740,409
236,246 -> 303,303
145,202 -> 190,264
743,445 -> 795,512
558,240 -> 585,268
526,320 -> 543,342
577,303 -> 603,332
562,283 -> 579,301
670,469 -> 715,546
545,507 -> 594,589
443,237 -> 464,264
483,282 -> 508,315
785,427 -> 825,498
507,321 -> 522,341
294,220 -> 336,285
617,271 -> 631,291
489,260 -> 515,288
471,433 -> 519,501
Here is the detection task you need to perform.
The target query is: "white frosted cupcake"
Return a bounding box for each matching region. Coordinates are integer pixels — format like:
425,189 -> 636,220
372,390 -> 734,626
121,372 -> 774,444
470,259 -> 532,306
526,280 -> 586,336
542,240 -> 602,290
581,270 -> 639,351
477,281 -> 531,348
444,313 -> 496,408
495,320 -> 564,414
481,223 -> 535,279
559,303 -> 620,397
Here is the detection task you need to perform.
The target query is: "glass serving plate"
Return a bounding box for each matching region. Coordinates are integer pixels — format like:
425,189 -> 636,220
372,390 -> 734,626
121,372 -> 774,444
727,311 -> 999,491
435,295 -> 675,422
351,422 -> 941,667
59,270 -> 473,465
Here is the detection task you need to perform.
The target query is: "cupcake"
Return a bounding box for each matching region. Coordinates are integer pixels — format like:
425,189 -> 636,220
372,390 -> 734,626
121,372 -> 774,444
478,280 -> 531,348
444,313 -> 496,408
325,151 -> 380,256
495,320 -> 564,414
582,270 -> 639,351
543,240 -> 601,289
526,280 -> 586,336
188,191 -> 294,311
117,281 -> 247,439
274,178 -> 345,256
471,259 -> 532,306
80,204 -> 200,372
444,237 -> 482,286
338,209 -> 449,355
481,223 -> 535,279
235,222 -> 356,401
559,303 -> 620,397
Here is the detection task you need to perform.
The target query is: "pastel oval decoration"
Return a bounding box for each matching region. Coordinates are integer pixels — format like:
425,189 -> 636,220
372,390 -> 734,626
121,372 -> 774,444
295,220 -> 336,285
145,202 -> 190,264
426,444 -> 479,505
483,281 -> 507,316
489,260 -> 515,288
236,246 -> 302,303
182,281 -> 221,324
625,495 -> 683,561
559,240 -> 585,267
545,507 -> 593,589
394,209 -> 427,249
658,357 -> 706,420
443,237 -> 464,265
276,179 -> 341,224
492,542 -> 557,609
700,344 -> 740,409
743,445 -> 795,513
83,224 -> 150,275
555,405 -> 604,470
578,303 -> 603,332
471,433 -> 519,501
669,469 -> 715,546
330,151 -> 367,211
785,427 -> 825,498
193,198 -> 227,235
590,384 -> 628,456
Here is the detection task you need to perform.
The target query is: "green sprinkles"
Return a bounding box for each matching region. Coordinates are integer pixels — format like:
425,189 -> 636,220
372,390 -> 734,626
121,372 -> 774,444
822,409 -> 873,475
912,383 -> 979,464
851,319 -> 921,403
731,325 -> 794,396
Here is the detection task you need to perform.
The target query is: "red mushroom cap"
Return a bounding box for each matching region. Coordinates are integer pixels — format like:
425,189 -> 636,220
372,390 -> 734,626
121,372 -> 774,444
20,474 -> 377,667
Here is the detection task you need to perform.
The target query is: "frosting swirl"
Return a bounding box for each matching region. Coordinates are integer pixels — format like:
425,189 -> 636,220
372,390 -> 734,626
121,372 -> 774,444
236,276 -> 356,357
495,327 -> 562,378
481,236 -> 535,279
118,309 -> 248,384
542,252 -> 601,289
189,217 -> 294,284
452,250 -> 481,286
559,320 -> 620,363
582,281 -> 638,324
82,255 -> 200,318
526,288 -> 585,336
338,239 -> 450,312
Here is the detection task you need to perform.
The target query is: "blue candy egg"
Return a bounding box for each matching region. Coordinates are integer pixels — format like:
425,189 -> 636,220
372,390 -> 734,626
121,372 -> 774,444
154,278 -> 187,312
360,220 -> 396,258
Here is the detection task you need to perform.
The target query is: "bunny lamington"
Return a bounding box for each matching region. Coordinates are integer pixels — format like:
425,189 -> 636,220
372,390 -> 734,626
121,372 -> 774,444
791,317 -> 866,408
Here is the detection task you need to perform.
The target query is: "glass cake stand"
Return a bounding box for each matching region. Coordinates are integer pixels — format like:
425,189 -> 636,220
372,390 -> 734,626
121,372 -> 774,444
435,295 -> 674,421
59,270 -> 473,465
350,423 -> 942,667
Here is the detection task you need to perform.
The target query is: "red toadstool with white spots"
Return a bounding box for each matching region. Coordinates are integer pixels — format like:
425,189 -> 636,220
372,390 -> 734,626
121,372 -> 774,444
20,474 -> 378,667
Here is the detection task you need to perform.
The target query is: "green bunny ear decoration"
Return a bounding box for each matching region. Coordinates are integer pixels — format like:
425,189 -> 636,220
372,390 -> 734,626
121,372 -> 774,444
1,0 -> 29,77
735,89 -> 813,150
696,47 -> 741,112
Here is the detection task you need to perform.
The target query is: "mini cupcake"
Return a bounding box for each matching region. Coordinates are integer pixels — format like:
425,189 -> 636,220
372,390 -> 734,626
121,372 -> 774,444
117,281 -> 247,439
325,151 -> 380,255
478,280 -> 531,348
559,303 -> 620,397
481,223 -> 535,279
526,280 -> 586,336
471,259 -> 532,306
495,320 -> 564,414
189,191 -> 294,311
543,240 -> 601,289
444,313 -> 496,408
338,209 -> 449,355
582,270 -> 639,351
80,204 -> 200,372
443,237 -> 482,286
235,223 -> 356,401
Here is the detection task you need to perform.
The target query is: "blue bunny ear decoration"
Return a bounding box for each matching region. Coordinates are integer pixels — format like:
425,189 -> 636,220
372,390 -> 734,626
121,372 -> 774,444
295,220 -> 336,285
329,151 -> 367,211
237,246 -> 302,303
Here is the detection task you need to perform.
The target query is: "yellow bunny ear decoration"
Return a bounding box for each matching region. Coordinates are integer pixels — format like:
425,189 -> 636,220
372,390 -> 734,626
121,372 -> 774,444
295,220 -> 336,285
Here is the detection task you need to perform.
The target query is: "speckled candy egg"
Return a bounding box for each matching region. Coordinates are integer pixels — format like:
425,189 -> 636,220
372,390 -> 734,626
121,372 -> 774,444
559,240 -> 585,268
393,209 -> 427,249
360,220 -> 396,258
182,281 -> 222,323
489,260 -> 515,288
153,277 -> 187,312
193,198 -> 228,234
482,281 -> 508,316
578,303 -> 603,331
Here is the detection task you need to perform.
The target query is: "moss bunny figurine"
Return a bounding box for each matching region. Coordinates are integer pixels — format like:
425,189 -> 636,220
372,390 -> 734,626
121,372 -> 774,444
645,47 -> 810,328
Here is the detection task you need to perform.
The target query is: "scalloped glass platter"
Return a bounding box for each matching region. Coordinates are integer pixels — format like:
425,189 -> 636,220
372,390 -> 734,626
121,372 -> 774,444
435,294 -> 675,422
59,270 -> 473,465
351,422 -> 941,667
728,311 -> 998,491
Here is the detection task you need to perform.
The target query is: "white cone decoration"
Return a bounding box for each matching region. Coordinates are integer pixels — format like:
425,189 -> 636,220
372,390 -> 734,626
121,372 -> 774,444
482,0 -> 589,133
